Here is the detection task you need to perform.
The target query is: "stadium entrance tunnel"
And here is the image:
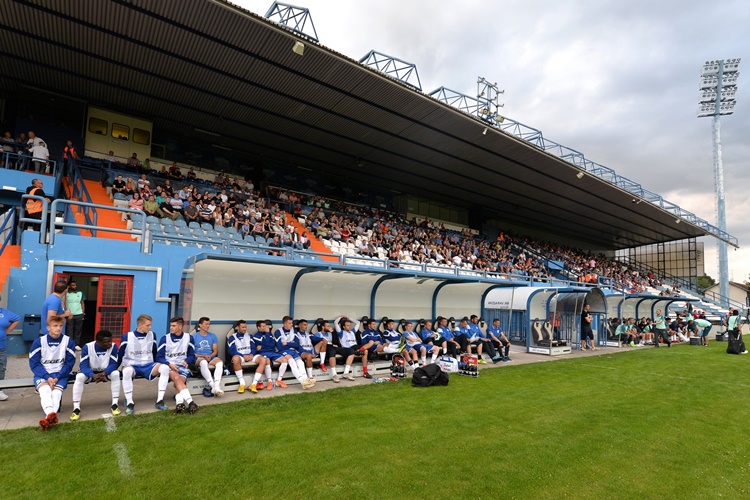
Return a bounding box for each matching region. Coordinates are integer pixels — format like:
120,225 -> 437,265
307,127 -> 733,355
177,254 -> 517,359
484,286 -> 601,356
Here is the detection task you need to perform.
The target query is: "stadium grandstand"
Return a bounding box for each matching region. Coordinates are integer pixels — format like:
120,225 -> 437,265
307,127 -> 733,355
0,0 -> 743,375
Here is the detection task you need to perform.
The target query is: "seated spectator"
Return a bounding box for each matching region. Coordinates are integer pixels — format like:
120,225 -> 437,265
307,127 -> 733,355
105,150 -> 117,163
183,199 -> 199,224
178,185 -> 191,201
357,238 -> 370,256
137,174 -> 151,193
159,198 -> 180,220
168,162 -> 182,180
169,193 -> 184,216
124,177 -> 136,197
187,167 -> 197,181
112,175 -> 126,196
157,165 -> 168,178
128,192 -> 144,211
154,186 -> 167,205
298,231 -> 311,250
163,180 -> 174,197
127,153 -> 140,169
197,202 -> 213,224
268,234 -> 284,256
144,194 -> 160,217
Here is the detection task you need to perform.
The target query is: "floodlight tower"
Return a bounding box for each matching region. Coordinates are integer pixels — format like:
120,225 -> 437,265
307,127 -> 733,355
698,58 -> 741,307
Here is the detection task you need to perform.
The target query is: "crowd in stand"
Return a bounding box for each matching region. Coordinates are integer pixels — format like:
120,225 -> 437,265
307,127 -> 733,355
266,186 -> 667,290
104,161 -> 671,291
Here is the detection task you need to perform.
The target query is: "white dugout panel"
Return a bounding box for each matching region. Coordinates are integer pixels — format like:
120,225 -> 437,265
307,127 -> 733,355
374,278 -> 443,321
293,271 -> 382,321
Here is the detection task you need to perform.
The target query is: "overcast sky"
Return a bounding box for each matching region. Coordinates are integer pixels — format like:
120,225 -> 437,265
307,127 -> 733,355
236,0 -> 749,284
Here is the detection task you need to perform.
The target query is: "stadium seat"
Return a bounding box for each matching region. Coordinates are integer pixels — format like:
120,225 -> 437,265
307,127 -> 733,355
175,219 -> 187,228
254,235 -> 266,244
188,221 -> 200,229
145,216 -> 159,224
191,228 -> 205,238
163,225 -> 178,234
177,227 -> 192,237
227,226 -> 238,235
160,218 -> 174,226
147,223 -> 163,234
201,222 -> 214,231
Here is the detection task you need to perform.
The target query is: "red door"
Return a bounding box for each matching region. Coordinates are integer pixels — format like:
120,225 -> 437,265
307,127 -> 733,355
95,275 -> 133,345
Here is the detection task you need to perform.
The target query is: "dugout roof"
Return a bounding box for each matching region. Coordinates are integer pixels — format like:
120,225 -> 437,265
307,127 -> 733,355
0,0 -> 733,249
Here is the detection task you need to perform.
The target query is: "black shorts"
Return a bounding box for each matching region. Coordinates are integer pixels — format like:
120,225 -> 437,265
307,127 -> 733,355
582,329 -> 594,340
335,346 -> 356,358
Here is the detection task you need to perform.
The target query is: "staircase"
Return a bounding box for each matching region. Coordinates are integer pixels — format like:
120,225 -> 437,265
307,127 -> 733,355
66,179 -> 132,241
286,213 -> 337,262
0,245 -> 21,292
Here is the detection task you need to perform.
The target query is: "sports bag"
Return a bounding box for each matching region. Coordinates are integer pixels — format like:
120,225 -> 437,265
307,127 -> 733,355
726,335 -> 746,354
412,363 -> 449,387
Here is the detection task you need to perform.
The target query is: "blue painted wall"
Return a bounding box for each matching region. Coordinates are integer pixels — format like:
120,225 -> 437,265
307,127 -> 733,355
5,230 -> 221,353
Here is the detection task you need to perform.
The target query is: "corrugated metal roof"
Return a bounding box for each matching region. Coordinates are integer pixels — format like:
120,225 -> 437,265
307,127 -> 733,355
0,0 -> 722,249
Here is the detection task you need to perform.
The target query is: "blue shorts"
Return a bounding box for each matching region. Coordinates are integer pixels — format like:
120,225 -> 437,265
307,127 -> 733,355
278,349 -> 300,359
367,344 -> 381,353
407,343 -> 432,353
259,351 -> 283,362
175,366 -> 191,379
126,363 -> 159,381
35,376 -> 69,391
300,347 -> 316,356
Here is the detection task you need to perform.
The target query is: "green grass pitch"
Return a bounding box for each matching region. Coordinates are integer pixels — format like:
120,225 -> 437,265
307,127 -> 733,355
2,343 -> 749,499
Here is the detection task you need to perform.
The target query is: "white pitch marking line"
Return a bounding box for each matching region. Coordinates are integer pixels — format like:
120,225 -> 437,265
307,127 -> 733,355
102,414 -> 117,432
112,443 -> 133,476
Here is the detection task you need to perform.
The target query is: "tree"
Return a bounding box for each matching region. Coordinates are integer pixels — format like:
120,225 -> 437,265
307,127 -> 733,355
697,274 -> 716,292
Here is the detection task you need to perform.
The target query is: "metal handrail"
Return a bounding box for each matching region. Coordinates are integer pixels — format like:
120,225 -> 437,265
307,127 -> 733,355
0,208 -> 17,256
49,199 -> 147,252
18,195 -> 49,238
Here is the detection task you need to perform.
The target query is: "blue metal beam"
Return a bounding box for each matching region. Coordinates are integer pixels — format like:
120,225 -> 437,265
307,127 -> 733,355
428,85 -> 738,247
360,50 -> 422,91
264,2 -> 319,42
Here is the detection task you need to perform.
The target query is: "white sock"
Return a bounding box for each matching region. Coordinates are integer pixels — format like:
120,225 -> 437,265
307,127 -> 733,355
422,356 -> 428,364
179,389 -> 192,404
122,366 -> 134,405
331,366 -> 338,375
51,389 -> 63,413
157,364 -> 170,402
288,358 -> 305,382
110,370 -> 121,406
278,362 -> 288,380
320,351 -> 327,364
213,362 -> 223,386
199,360 -> 214,388
176,393 -> 184,405
235,369 -> 245,387
306,367 -> 313,378
38,384 -> 54,414
443,347 -> 447,354
72,373 -> 86,409
343,365 -> 351,375
264,365 -> 272,382
253,372 -> 262,383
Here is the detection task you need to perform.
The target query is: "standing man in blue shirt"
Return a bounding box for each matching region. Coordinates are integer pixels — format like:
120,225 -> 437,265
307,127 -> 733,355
0,296 -> 21,401
65,280 -> 85,351
41,282 -> 71,336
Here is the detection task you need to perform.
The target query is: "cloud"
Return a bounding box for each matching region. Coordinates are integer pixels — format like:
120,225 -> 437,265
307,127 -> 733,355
237,0 -> 750,280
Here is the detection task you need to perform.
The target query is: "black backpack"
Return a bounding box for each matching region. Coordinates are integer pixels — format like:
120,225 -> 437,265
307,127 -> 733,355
412,363 -> 449,387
